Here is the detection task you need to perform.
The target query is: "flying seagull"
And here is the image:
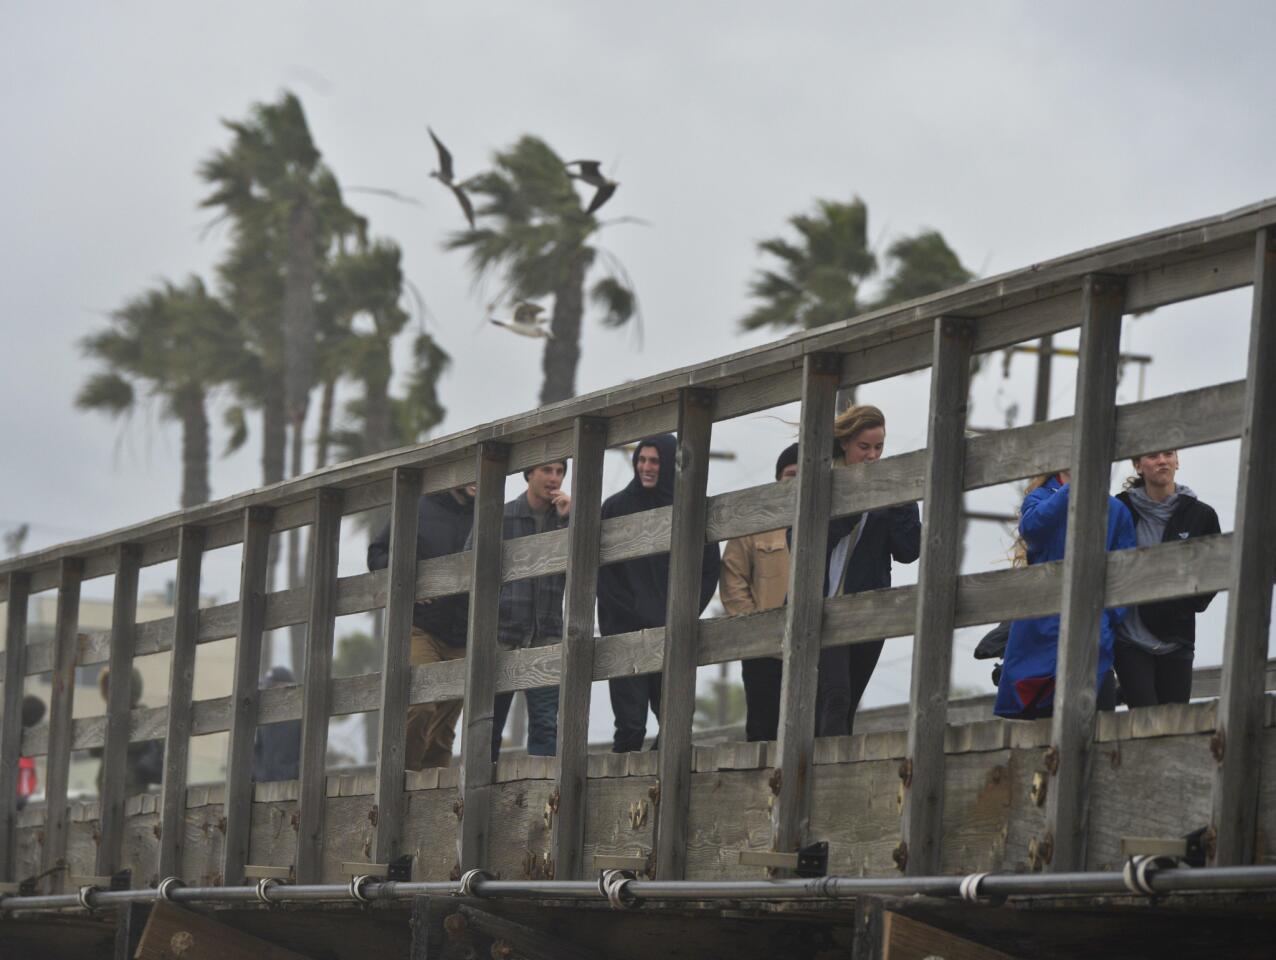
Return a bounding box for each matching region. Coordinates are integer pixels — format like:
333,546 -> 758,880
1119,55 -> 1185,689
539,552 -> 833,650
428,127 -> 476,229
565,160 -> 618,215
491,302 -> 554,339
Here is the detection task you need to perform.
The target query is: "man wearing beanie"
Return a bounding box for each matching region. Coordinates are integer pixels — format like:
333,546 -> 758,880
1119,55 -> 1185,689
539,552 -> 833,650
719,442 -> 798,741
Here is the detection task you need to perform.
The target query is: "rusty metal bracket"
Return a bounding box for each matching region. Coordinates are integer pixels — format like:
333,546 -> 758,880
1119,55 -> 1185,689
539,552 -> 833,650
898,758 -> 913,788
1043,745 -> 1060,776
1210,728 -> 1226,763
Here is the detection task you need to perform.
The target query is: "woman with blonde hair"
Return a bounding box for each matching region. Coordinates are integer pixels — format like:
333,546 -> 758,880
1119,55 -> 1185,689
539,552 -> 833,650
813,404 -> 920,735
994,468 -> 1135,719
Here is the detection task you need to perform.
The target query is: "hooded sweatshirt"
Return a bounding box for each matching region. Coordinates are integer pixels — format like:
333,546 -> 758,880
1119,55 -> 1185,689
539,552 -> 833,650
596,434 -> 721,636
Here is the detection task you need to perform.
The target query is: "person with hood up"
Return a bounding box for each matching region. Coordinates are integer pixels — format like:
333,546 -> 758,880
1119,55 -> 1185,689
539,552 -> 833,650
598,434 -> 721,753
993,470 -> 1136,719
1114,450 -> 1220,706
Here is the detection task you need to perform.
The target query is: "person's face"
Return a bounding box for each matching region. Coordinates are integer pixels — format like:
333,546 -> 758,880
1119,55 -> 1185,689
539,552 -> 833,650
779,463 -> 798,481
839,426 -> 885,464
1136,450 -> 1179,487
527,463 -> 566,501
636,446 -> 661,488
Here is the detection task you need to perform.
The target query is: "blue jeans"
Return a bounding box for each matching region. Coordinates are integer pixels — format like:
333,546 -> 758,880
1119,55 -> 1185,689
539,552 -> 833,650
492,686 -> 560,760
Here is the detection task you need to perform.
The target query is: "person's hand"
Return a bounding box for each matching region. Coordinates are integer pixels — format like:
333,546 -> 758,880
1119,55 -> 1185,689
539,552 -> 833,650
551,490 -> 572,518
1056,470 -> 1072,485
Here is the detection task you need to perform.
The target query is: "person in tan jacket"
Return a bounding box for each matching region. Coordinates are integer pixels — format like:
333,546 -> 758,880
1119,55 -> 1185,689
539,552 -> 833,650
719,443 -> 798,741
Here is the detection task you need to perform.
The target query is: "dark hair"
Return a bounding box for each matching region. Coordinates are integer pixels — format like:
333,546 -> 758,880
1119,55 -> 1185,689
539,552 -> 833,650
774,443 -> 799,480
524,459 -> 568,481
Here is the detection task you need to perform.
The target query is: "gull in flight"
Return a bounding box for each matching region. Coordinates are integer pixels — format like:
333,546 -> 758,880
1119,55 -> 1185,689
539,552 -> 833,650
565,160 -> 618,215
491,302 -> 554,339
428,127 -> 476,229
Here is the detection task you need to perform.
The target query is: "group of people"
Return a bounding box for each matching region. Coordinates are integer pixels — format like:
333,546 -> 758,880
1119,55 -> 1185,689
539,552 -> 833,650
365,401 -> 1220,769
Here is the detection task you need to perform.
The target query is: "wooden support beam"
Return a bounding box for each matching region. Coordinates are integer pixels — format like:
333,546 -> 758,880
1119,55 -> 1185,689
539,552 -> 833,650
1211,226 -> 1276,865
654,388 -> 715,880
770,354 -> 839,863
552,417 -> 607,880
158,526 -> 204,879
220,506 -> 273,887
880,911 -> 1016,960
97,543 -> 142,877
372,466 -> 423,864
0,571 -> 30,881
1043,273 -> 1126,872
456,904 -> 601,960
43,556 -> 83,893
458,441 -> 509,871
295,488 -> 343,883
114,902 -> 151,960
136,899 -> 313,960
901,317 -> 974,875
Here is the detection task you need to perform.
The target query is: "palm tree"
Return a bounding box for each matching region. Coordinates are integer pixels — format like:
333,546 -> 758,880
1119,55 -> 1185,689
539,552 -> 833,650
76,276 -> 239,508
446,135 -> 637,405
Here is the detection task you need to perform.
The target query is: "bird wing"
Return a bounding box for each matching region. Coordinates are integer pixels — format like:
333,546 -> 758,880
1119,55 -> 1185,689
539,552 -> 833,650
428,127 -> 455,182
451,184 -> 476,230
566,159 -> 604,186
513,302 -> 545,324
585,180 -> 618,216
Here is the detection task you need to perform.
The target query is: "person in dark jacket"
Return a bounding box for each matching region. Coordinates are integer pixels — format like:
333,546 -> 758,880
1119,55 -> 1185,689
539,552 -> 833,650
598,434 -> 721,753
474,459 -> 572,761
367,483 -> 476,769
92,668 -> 163,796
994,471 -> 1136,719
253,665 -> 301,782
813,405 -> 921,736
1114,450 -> 1221,706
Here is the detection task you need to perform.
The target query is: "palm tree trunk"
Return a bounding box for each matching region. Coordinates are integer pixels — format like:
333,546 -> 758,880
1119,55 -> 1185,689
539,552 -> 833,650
315,375 -> 336,469
288,419 -> 307,677
539,253 -> 588,405
262,375 -> 286,673
178,387 -> 211,508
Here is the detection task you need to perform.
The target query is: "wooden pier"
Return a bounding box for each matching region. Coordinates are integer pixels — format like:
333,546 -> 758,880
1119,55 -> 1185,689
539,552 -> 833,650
1,200 -> 1275,958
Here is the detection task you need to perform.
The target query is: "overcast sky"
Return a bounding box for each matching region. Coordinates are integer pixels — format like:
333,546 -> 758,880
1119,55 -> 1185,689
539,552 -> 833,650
2,2 -> 1273,749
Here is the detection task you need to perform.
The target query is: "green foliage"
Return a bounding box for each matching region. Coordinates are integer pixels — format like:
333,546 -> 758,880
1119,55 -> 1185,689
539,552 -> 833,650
332,630 -> 380,679
693,678 -> 747,730
876,230 -> 974,308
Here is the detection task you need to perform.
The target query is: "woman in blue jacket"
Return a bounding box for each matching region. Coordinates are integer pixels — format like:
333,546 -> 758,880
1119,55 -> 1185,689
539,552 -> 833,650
993,470 -> 1136,720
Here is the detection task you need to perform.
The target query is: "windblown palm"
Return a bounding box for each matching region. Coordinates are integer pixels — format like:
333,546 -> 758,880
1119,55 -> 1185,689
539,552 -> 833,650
447,135 -> 636,405
76,276 -> 238,508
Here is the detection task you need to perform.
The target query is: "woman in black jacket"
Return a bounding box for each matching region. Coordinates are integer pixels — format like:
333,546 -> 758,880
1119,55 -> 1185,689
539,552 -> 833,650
1114,449 -> 1221,707
815,404 -> 921,735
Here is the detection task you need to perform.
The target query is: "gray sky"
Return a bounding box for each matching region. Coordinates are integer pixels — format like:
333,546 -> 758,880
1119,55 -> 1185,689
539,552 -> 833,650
2,2 -> 1272,747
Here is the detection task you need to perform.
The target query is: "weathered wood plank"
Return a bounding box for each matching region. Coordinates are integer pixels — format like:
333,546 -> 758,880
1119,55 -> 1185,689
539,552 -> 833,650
296,488 -> 343,883
1044,273 -> 1126,872
220,506 -> 273,886
42,557 -> 83,893
1211,226 -> 1276,865
882,911 -> 1016,960
372,467 -> 423,864
113,902 -> 151,960
97,543 -> 142,876
459,442 -> 509,871
136,899 -> 312,960
902,317 -> 974,875
654,389 -> 715,880
769,354 -> 839,865
158,525 -> 204,879
552,417 -> 607,880
0,572 -> 30,880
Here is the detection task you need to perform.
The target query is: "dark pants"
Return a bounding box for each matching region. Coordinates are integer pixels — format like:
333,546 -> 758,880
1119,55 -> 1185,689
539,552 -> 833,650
610,675 -> 662,753
815,640 -> 885,737
742,656 -> 782,742
1114,643 -> 1193,708
492,686 -> 561,761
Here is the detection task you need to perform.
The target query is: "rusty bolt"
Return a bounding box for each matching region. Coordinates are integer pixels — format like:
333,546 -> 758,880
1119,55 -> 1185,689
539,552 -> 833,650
768,768 -> 782,795
898,758 -> 913,788
491,939 -> 515,960
1043,746 -> 1060,776
1210,729 -> 1226,764
648,783 -> 661,806
892,840 -> 908,872
443,912 -> 468,938
453,798 -> 465,820
368,806 -> 379,827
1030,771 -> 1048,807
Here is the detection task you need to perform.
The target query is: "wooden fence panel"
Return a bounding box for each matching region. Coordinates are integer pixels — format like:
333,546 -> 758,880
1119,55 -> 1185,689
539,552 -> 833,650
42,557 -> 83,893
0,572 -> 30,880
96,543 -> 141,876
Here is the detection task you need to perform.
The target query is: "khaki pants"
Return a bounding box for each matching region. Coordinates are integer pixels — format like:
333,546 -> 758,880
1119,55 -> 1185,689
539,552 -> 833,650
405,627 -> 465,770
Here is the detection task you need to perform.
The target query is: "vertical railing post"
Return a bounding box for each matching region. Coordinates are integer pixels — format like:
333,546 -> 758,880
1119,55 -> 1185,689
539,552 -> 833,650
769,353 -> 839,864
158,525 -> 204,879
97,543 -> 142,877
1042,273 -> 1125,872
373,467 -> 423,864
653,388 -> 715,881
43,557 -> 83,893
220,506 -> 273,886
1210,226 -> 1276,865
296,488 -> 343,883
552,417 -> 607,880
900,317 -> 974,875
458,442 -> 509,871
0,571 -> 31,881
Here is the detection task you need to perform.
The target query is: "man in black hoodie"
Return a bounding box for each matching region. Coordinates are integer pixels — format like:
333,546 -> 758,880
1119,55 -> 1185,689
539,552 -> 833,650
367,483 -> 475,769
597,434 -> 721,752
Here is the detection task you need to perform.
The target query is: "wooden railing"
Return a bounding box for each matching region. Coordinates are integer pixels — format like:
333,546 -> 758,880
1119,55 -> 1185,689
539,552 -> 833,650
0,199 -> 1273,890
